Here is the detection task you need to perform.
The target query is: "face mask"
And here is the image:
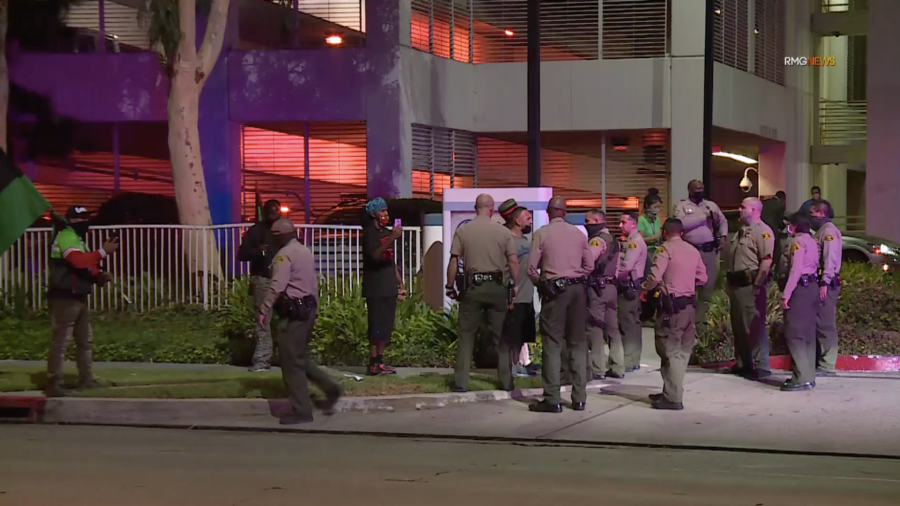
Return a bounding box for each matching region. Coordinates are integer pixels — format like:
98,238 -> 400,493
71,222 -> 90,238
690,191 -> 704,203
647,208 -> 659,216
522,225 -> 533,235
810,217 -> 826,230
585,224 -> 605,237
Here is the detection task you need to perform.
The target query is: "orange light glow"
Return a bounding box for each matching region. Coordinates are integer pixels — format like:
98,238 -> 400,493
326,35 -> 343,45
279,206 -> 290,214
613,145 -> 628,151
504,29 -> 514,36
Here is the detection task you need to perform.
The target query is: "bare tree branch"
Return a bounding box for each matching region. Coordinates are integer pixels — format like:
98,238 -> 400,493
176,0 -> 198,76
195,0 -> 230,87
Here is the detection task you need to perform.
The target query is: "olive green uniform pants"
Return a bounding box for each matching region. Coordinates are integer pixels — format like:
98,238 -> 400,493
695,250 -> 718,324
785,284 -> 819,385
655,305 -> 696,404
618,293 -> 642,369
455,283 -> 512,391
278,310 -> 341,417
586,284 -> 624,377
816,286 -> 840,373
728,283 -> 771,373
540,284 -> 588,405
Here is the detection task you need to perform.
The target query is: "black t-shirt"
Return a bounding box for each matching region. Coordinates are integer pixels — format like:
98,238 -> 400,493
362,224 -> 398,298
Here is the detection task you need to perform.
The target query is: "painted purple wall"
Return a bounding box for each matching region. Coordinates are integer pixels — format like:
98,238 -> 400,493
8,49 -> 367,124
228,49 -> 366,122
8,53 -> 168,122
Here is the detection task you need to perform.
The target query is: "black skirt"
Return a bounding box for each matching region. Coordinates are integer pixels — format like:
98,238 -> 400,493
366,296 -> 398,343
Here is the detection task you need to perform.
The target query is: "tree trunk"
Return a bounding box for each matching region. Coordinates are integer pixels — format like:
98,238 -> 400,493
0,0 -> 9,154
167,0 -> 230,295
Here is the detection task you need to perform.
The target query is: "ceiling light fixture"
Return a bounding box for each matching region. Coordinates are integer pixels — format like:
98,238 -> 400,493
326,35 -> 343,45
712,151 -> 758,164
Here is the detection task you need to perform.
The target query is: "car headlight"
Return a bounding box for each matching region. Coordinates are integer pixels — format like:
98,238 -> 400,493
877,244 -> 897,256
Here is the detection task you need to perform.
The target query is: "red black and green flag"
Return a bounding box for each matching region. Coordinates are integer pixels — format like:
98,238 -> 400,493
0,149 -> 50,255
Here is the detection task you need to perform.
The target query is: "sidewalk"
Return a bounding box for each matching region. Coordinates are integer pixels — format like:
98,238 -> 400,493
6,329 -> 900,458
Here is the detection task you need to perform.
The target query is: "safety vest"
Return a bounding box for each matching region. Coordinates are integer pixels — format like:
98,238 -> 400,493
49,227 -> 94,297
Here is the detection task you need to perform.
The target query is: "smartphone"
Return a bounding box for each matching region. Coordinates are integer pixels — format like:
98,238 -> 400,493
394,219 -> 402,228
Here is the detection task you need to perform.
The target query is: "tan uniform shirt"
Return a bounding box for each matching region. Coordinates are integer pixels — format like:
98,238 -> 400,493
260,238 -> 319,314
619,229 -> 647,281
815,221 -> 843,285
450,215 -> 516,279
640,237 -> 708,297
528,217 -> 593,280
674,199 -> 728,245
782,233 -> 820,300
726,220 -> 775,272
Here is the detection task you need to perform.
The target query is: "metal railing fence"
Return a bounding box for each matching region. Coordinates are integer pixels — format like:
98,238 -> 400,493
0,224 -> 422,313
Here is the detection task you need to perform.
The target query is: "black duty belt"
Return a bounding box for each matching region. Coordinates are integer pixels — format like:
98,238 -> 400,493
726,270 -> 758,287
798,273 -> 818,287
819,274 -> 841,288
470,272 -> 503,285
691,241 -> 718,253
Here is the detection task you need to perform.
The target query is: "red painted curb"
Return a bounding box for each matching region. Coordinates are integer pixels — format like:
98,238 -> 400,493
0,396 -> 46,422
698,355 -> 900,372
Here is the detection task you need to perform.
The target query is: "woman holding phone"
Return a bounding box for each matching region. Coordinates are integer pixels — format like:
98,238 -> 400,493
361,198 -> 408,375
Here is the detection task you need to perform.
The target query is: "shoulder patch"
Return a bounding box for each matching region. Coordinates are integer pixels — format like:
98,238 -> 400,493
656,245 -> 666,254
274,254 -> 286,264
761,232 -> 771,240
790,243 -> 800,252
628,242 -> 638,250
589,237 -> 602,247
824,234 -> 834,242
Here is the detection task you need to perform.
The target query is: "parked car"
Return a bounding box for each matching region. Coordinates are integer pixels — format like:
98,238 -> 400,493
722,210 -> 900,272
314,197 -> 442,227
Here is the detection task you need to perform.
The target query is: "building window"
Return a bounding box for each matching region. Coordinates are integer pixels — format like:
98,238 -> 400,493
475,130 -> 669,232
412,125 -> 476,200
601,0 -> 669,59
411,0 -> 601,63
241,122 -> 367,223
713,0 -> 749,71
753,0 -> 785,85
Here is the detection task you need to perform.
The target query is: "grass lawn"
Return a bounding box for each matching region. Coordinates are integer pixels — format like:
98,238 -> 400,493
0,365 -> 543,399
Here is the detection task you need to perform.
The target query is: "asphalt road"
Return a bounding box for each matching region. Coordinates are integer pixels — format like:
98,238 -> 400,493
1,425 -> 899,506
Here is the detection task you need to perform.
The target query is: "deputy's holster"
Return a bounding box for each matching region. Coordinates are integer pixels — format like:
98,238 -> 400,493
617,276 -> 642,301
726,269 -> 758,288
274,294 -> 318,322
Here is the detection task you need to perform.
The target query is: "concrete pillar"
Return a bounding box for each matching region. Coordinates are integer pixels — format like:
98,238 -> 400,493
668,0 -> 706,204
816,164 -> 848,217
865,0 -> 900,242
782,0 -> 815,213
198,5 -> 242,225
758,142 -> 786,198
365,0 -> 413,199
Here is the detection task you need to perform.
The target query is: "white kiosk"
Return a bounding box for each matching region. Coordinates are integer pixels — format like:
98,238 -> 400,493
441,188 -> 554,308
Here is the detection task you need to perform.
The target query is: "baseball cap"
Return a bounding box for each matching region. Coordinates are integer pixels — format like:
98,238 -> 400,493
65,206 -> 93,220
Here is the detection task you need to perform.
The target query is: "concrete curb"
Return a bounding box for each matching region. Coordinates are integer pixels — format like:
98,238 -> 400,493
698,355 -> 900,372
6,383 -> 610,425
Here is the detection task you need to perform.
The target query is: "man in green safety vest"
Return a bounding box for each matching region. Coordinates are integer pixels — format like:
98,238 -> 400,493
46,206 -> 119,397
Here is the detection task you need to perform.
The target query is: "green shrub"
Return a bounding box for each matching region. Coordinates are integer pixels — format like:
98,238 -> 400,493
0,305 -> 228,364
693,262 -> 900,363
